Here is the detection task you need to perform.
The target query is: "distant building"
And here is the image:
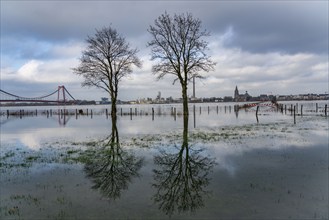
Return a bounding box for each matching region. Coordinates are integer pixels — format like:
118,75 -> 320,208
100,97 -> 110,104
259,94 -> 270,101
234,86 -> 239,101
156,91 -> 161,100
234,86 -> 252,102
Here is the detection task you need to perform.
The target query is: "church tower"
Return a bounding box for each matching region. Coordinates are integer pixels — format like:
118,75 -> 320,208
234,86 -> 239,101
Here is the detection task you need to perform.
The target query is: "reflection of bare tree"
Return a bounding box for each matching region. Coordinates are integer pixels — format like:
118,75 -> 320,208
153,115 -> 215,216
84,115 -> 143,200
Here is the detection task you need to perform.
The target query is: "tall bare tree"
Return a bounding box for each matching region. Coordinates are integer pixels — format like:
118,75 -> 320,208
73,26 -> 141,115
148,12 -> 216,115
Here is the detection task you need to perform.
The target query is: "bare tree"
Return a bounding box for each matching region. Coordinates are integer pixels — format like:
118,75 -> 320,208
148,12 -> 216,115
73,26 -> 141,115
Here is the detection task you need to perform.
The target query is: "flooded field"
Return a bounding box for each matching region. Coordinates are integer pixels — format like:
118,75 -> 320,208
0,101 -> 328,219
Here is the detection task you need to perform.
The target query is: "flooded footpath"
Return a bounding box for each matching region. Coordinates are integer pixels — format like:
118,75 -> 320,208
0,101 -> 328,219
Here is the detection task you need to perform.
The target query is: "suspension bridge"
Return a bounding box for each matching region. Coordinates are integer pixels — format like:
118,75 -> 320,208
0,86 -> 76,104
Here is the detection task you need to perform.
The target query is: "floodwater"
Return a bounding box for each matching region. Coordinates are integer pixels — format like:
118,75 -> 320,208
0,101 -> 328,219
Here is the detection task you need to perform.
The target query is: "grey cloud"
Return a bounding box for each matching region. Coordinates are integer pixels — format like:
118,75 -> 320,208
205,1 -> 328,54
2,1 -> 327,54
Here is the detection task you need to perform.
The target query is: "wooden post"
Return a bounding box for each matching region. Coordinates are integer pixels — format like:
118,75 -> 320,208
47,110 -> 49,118
291,104 -> 293,115
296,103 -> 298,113
224,106 -> 227,113
316,103 -> 318,112
193,105 -> 196,128
35,109 -> 37,116
6,110 -> 9,117
301,105 -> 303,116
256,106 -> 259,123
91,109 -> 93,118
325,104 -> 327,117
50,109 -> 52,116
199,106 -> 201,114
284,105 -> 287,114
152,108 -> 154,120
174,108 -> 176,121
294,105 -> 296,124
86,109 -> 89,116
121,108 -> 122,116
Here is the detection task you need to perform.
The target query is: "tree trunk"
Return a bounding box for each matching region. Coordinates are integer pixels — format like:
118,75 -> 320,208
111,89 -> 117,116
111,98 -> 117,116
182,84 -> 189,115
183,113 -> 189,147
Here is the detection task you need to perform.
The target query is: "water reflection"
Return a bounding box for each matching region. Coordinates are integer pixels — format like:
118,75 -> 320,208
152,114 -> 216,216
84,114 -> 143,200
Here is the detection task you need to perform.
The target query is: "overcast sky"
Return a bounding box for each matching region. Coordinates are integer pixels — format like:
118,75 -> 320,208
1,0 -> 328,101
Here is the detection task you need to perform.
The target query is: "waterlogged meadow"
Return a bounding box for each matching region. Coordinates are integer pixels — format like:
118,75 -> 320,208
0,101 -> 328,219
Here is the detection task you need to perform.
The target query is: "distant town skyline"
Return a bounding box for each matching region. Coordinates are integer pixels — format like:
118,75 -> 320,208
1,1 -> 328,101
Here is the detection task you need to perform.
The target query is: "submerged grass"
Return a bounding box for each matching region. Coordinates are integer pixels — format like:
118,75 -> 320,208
0,114 -> 327,219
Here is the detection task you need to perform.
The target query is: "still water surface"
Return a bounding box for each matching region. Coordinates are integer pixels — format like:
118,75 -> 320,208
0,101 -> 328,219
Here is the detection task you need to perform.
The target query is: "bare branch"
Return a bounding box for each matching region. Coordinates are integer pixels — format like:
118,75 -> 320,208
148,12 -> 216,113
73,26 -> 142,110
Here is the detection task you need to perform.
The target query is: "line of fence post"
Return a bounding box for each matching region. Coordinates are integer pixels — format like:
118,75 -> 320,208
4,102 -> 327,121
